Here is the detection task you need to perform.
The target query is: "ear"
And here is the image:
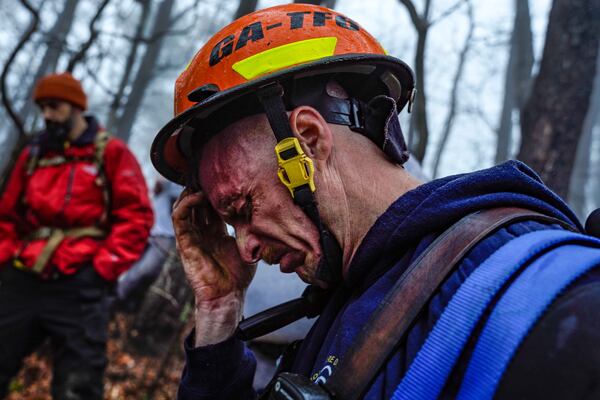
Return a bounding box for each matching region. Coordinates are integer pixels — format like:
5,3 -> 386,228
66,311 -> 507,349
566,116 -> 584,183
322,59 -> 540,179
69,104 -> 82,116
288,106 -> 333,161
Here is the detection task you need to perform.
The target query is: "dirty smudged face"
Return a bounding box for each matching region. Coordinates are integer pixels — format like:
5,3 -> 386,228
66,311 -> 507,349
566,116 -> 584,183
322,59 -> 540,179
197,116 -> 328,288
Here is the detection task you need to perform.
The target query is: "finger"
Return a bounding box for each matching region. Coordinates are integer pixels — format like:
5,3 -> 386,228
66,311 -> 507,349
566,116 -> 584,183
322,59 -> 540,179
172,187 -> 196,211
199,199 -> 227,234
172,191 -> 204,222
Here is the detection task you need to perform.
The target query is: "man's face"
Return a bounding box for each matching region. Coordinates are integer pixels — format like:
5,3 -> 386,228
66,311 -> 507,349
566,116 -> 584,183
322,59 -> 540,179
38,99 -> 73,124
37,99 -> 75,142
198,116 -> 326,287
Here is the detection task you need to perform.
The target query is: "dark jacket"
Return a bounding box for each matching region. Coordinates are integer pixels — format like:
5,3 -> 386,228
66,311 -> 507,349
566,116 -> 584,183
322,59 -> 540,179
178,161 -> 600,399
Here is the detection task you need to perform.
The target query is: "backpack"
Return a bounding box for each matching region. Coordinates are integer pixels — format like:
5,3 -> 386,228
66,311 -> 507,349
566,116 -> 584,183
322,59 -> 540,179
266,207 -> 600,400
14,130 -> 111,275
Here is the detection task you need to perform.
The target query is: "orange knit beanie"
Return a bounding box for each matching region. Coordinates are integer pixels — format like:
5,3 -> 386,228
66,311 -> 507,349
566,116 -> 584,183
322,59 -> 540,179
33,72 -> 87,110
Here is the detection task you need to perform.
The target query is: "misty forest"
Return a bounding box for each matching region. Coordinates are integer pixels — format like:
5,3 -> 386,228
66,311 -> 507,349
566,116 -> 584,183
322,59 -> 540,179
0,0 -> 599,398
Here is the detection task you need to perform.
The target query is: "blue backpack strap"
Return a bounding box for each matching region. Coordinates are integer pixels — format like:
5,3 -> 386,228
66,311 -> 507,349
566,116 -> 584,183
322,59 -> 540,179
457,236 -> 600,400
392,230 -> 600,400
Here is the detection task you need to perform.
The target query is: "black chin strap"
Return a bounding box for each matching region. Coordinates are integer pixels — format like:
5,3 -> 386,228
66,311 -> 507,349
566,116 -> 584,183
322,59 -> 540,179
257,83 -> 343,287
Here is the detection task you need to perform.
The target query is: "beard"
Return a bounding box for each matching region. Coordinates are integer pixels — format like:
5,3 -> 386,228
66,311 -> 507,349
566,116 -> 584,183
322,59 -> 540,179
45,115 -> 73,143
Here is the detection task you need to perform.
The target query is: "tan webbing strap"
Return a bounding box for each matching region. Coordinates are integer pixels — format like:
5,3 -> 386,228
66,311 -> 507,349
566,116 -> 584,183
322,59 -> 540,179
32,230 -> 66,274
94,130 -> 111,225
30,226 -> 106,274
322,207 -> 577,400
36,156 -> 69,168
26,154 -> 39,175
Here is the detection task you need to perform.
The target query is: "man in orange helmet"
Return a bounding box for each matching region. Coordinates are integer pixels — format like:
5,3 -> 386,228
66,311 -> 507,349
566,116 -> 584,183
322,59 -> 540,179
0,72 -> 153,399
153,5 -> 600,400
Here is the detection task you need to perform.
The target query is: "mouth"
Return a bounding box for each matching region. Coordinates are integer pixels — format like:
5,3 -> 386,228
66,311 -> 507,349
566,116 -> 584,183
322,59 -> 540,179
278,252 -> 305,273
261,247 -> 286,266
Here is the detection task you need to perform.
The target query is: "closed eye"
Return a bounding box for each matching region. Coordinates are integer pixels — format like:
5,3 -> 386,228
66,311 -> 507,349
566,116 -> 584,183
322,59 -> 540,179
237,195 -> 253,222
222,195 -> 253,224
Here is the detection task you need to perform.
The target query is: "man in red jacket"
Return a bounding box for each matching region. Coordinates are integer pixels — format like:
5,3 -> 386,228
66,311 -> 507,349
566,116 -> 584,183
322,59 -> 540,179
0,72 -> 153,399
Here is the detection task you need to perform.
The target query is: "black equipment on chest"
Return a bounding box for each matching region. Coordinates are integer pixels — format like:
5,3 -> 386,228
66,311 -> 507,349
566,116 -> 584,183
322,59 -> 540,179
236,285 -> 331,341
585,208 -> 600,239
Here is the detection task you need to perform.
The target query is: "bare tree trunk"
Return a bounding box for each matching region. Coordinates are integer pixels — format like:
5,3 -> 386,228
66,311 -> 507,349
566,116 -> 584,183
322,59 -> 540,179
127,250 -> 193,356
495,0 -> 533,164
512,1 -> 534,109
517,0 -> 600,200
412,30 -> 429,162
106,0 -> 151,132
569,44 -> 600,219
18,0 -> 80,126
0,0 -> 40,191
234,0 -> 259,19
114,0 -> 175,142
398,0 -> 432,163
66,0 -> 111,73
431,0 -> 474,178
495,55 -> 515,164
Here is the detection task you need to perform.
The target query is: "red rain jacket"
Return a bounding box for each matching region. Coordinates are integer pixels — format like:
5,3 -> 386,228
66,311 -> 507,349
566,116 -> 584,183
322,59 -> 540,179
0,117 -> 153,281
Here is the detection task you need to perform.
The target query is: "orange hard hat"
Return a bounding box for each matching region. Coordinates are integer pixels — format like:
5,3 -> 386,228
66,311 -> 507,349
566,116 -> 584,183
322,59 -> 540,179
151,3 -> 415,184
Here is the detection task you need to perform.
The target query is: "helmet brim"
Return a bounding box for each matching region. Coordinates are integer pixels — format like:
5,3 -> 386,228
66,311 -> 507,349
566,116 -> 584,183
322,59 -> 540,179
151,54 -> 415,184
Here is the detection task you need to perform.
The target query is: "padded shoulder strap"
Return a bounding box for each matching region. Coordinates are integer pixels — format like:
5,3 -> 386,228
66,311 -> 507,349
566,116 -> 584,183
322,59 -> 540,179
94,129 -> 111,166
392,230 -> 600,400
94,130 -> 111,225
322,207 -> 577,400
456,233 -> 600,400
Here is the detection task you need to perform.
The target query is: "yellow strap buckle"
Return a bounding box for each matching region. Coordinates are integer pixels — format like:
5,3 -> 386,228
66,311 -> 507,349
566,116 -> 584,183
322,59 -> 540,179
275,138 -> 315,198
13,258 -> 26,270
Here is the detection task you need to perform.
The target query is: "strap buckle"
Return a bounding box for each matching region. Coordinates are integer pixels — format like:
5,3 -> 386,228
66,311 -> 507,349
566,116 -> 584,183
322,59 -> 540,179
348,98 -> 365,133
274,137 -> 315,198
407,88 -> 417,113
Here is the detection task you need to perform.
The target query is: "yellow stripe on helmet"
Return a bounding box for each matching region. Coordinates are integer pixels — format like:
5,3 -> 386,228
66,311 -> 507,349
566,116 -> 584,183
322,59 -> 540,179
232,37 -> 338,80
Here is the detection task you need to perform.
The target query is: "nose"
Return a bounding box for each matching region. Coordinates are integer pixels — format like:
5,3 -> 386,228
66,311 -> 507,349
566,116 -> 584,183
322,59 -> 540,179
235,226 -> 261,264
42,107 -> 54,120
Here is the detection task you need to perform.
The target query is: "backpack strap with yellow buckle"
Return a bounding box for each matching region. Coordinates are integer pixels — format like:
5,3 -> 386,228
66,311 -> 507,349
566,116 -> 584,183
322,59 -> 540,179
93,130 -> 111,225
257,82 -> 342,285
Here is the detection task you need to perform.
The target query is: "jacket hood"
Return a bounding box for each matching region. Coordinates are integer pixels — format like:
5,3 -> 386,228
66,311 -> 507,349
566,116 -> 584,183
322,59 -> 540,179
346,160 -> 582,286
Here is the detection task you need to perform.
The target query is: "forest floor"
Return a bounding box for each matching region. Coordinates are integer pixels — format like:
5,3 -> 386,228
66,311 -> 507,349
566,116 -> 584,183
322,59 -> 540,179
6,313 -> 187,400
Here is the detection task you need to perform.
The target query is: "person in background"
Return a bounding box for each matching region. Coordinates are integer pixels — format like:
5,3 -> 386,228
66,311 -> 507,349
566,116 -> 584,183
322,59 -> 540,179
0,72 -> 153,400
115,177 -> 182,311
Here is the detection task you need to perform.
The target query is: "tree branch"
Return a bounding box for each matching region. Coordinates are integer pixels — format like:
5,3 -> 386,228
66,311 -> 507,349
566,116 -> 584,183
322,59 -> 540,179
101,24 -> 196,45
170,0 -> 202,22
107,0 -> 151,132
66,0 -> 111,72
83,60 -> 118,97
423,0 -> 433,21
398,0 -> 424,30
399,0 -> 433,161
429,0 -> 465,26
1,0 -> 39,138
432,0 -> 474,177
